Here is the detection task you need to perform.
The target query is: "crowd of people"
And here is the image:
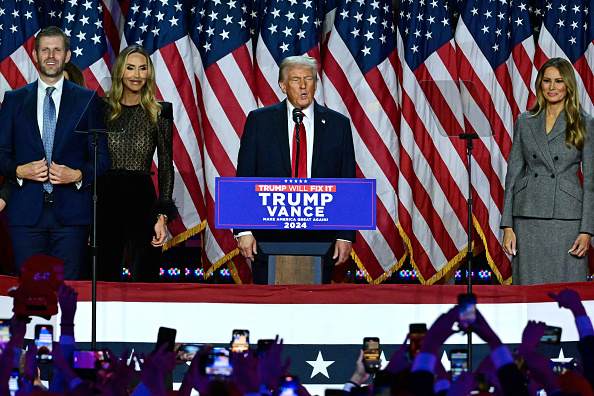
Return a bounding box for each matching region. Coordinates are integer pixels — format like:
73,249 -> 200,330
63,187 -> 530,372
0,285 -> 592,396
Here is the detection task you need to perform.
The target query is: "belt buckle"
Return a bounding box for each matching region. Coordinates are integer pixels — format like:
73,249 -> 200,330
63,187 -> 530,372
44,192 -> 54,203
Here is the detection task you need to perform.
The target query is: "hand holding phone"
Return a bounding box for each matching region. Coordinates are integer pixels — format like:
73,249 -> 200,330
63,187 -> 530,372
256,339 -> 274,358
540,325 -> 562,344
363,337 -> 380,374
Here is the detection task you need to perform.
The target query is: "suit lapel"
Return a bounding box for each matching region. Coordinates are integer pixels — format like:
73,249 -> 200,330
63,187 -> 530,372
276,100 -> 292,175
52,80 -> 73,153
547,110 -> 567,142
312,102 -> 325,177
23,82 -> 45,155
528,111 -> 555,169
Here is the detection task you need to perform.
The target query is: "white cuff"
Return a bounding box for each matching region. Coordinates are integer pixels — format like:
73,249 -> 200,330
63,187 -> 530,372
343,382 -> 359,392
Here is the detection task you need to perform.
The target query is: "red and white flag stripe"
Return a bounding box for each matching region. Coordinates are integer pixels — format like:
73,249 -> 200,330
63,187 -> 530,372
323,28 -> 403,281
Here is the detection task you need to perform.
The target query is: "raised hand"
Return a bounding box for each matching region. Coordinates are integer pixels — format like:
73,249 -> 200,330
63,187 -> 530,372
517,321 -> 546,355
549,288 -> 587,317
139,343 -> 177,396
258,335 -> 291,391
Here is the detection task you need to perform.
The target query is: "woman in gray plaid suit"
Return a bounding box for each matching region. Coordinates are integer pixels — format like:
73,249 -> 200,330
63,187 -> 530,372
501,57 -> 594,285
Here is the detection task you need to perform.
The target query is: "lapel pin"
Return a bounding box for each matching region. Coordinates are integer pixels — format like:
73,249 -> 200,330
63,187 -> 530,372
322,119 -> 326,124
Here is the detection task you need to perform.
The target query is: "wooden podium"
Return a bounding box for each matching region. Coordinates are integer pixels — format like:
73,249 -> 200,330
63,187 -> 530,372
274,256 -> 314,284
257,234 -> 336,285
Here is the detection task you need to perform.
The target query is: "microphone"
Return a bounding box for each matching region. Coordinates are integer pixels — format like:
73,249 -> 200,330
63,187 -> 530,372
292,108 -> 303,178
292,107 -> 303,124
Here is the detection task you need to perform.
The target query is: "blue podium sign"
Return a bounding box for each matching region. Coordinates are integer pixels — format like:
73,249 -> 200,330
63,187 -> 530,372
215,177 -> 376,230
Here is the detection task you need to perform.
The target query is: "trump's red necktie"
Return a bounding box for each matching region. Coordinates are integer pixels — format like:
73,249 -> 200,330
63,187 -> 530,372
291,122 -> 307,178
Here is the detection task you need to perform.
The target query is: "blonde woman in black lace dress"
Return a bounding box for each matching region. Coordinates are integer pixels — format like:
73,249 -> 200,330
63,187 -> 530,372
97,45 -> 177,282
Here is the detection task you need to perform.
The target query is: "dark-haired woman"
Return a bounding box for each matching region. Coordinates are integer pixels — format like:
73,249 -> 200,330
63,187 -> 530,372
501,57 -> 594,284
96,45 -> 177,282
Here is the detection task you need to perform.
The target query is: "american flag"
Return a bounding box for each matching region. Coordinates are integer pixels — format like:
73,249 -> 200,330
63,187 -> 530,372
0,0 -> 39,103
397,0 -> 475,284
453,0 -> 537,283
255,0 -> 324,107
100,0 -> 125,66
123,0 -> 208,259
534,0 -> 594,115
322,0 -> 403,282
37,0 -> 63,29
60,0 -> 111,91
188,0 -> 258,283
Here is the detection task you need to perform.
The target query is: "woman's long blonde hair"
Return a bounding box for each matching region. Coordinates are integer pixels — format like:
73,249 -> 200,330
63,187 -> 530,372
530,57 -> 586,150
106,45 -> 161,125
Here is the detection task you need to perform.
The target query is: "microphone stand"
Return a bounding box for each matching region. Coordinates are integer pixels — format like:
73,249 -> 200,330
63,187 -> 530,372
459,132 -> 478,369
294,122 -> 301,178
89,128 -> 106,351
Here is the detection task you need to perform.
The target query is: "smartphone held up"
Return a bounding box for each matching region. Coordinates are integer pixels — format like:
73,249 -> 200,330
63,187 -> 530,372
231,329 -> 250,354
458,293 -> 477,331
449,349 -> 468,381
363,337 -> 381,374
35,324 -> 54,362
408,323 -> 427,359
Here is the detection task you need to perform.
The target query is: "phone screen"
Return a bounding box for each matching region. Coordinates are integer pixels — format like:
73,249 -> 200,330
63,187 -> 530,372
540,326 -> 562,344
458,293 -> 477,330
9,370 -> 19,396
177,344 -> 202,362
73,350 -> 105,369
450,349 -> 468,380
363,337 -> 380,374
205,347 -> 232,377
35,324 -> 54,361
279,375 -> 299,396
231,329 -> 249,353
408,323 -> 427,358
0,320 -> 10,349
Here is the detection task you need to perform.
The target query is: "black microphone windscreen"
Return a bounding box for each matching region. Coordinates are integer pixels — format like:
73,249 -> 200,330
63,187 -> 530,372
292,107 -> 303,123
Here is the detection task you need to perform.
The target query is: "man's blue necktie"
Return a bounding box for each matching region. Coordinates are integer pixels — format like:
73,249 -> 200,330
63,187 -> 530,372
42,86 -> 56,193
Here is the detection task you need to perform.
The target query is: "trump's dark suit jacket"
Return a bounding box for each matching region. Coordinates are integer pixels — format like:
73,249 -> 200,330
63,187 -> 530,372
236,100 -> 356,242
501,110 -> 594,234
0,79 -> 110,226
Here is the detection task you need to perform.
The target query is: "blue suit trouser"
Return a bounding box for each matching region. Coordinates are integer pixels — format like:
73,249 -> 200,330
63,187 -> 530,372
11,201 -> 89,280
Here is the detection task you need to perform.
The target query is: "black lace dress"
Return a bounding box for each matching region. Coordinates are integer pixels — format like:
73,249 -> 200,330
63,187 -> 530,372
96,102 -> 177,282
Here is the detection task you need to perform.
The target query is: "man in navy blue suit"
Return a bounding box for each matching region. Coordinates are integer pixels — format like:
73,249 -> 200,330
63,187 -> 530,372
235,56 -> 356,284
0,27 -> 110,280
